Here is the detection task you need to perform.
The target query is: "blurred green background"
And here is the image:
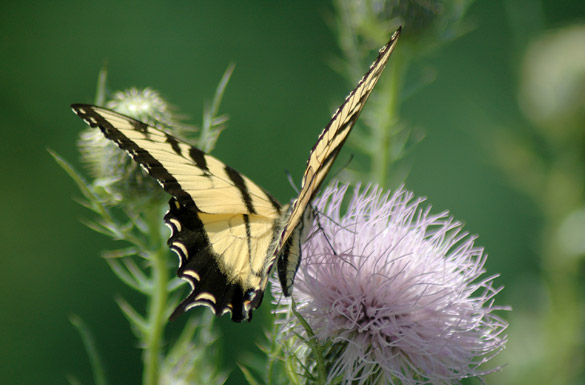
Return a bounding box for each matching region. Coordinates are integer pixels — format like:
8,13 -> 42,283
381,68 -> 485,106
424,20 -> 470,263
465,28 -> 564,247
1,1 -> 584,384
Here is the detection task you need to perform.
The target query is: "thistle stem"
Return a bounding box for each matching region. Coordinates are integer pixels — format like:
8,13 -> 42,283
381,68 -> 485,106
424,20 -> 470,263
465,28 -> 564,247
370,52 -> 406,187
143,205 -> 169,385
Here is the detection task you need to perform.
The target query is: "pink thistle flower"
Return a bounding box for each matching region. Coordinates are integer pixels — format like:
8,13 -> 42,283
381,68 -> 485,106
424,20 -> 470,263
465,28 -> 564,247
272,183 -> 508,384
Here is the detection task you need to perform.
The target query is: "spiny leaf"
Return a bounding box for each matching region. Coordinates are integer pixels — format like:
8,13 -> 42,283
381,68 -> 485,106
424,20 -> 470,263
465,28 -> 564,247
238,364 -> 262,385
69,314 -> 109,385
115,297 -> 148,338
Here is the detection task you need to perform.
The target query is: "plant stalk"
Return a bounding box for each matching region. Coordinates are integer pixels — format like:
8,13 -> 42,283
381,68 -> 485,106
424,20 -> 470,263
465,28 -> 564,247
143,205 -> 169,385
370,51 -> 406,187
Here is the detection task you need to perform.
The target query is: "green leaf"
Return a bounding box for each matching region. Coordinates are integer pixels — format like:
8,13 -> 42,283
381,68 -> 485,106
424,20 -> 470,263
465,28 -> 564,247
291,299 -> 327,385
94,64 -> 108,106
115,297 -> 148,338
69,314 -> 109,385
200,64 -> 234,153
238,364 -> 262,385
49,149 -> 95,204
65,374 -> 83,385
106,257 -> 151,294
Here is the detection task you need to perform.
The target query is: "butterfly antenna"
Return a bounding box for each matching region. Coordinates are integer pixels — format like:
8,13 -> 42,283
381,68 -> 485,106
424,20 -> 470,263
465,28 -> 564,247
306,204 -> 338,256
304,208 -> 358,272
337,153 -> 354,177
285,169 -> 300,195
324,153 -> 355,183
311,202 -> 357,234
273,286 -> 285,307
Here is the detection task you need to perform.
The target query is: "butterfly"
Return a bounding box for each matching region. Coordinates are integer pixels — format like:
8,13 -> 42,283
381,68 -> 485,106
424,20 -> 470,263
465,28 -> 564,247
72,28 -> 400,322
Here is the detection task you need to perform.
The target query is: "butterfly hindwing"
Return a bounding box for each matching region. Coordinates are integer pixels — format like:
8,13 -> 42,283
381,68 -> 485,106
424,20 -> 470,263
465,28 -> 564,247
71,27 -> 400,322
165,197 -> 281,321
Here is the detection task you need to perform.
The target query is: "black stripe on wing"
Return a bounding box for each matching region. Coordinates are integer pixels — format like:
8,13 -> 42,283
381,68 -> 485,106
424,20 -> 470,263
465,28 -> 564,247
226,166 -> 256,214
71,104 -> 200,210
188,147 -> 211,176
165,133 -> 182,155
165,197 -> 263,322
72,104 -> 283,216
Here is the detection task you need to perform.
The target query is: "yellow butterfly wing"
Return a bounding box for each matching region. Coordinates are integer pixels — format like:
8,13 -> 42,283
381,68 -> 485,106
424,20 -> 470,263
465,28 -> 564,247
72,104 -> 285,321
275,28 -> 401,294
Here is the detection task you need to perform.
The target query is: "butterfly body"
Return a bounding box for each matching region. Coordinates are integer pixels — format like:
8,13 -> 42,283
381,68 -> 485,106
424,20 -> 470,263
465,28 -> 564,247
72,28 -> 400,322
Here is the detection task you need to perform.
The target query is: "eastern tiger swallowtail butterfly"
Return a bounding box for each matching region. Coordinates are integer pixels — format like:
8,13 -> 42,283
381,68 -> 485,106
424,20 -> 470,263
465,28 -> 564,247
72,28 -> 400,322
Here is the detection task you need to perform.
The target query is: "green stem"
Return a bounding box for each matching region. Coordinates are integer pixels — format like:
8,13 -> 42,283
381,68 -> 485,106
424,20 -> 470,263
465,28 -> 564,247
370,52 -> 407,187
143,205 -> 169,385
70,315 -> 109,385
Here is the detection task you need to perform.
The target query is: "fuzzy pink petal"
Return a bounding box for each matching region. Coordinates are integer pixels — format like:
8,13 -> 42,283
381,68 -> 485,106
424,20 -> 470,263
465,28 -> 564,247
272,183 -> 508,385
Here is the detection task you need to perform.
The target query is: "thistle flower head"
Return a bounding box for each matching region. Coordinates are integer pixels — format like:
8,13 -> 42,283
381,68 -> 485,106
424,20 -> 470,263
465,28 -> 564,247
273,183 -> 508,384
367,0 -> 445,34
106,88 -> 176,128
78,88 -> 186,205
335,0 -> 474,48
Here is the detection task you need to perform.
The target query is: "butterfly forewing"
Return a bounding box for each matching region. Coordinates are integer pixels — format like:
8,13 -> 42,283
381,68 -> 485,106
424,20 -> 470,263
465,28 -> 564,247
72,104 -> 282,217
277,28 -> 401,256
